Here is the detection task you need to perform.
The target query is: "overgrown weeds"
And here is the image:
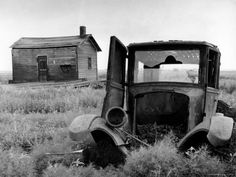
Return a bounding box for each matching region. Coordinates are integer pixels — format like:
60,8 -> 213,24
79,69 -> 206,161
219,78 -> 236,95
0,76 -> 235,176
0,86 -> 105,114
42,135 -> 229,177
0,149 -> 33,177
0,112 -> 81,151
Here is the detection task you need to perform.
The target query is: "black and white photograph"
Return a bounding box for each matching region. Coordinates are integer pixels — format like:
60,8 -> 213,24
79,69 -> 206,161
0,0 -> 236,176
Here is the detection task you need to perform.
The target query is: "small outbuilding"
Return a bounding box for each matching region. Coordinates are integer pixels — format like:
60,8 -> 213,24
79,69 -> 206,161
10,26 -> 101,83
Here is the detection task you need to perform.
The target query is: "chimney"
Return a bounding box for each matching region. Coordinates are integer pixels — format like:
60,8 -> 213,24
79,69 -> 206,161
80,26 -> 86,37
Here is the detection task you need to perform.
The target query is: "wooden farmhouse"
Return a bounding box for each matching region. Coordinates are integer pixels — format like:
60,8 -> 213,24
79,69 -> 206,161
10,26 -> 101,83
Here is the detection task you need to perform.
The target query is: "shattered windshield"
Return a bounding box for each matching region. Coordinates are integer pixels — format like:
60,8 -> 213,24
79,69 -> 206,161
134,50 -> 200,83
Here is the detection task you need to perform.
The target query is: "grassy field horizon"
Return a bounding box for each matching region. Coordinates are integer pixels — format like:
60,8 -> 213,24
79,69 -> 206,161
0,69 -> 107,84
0,70 -> 236,176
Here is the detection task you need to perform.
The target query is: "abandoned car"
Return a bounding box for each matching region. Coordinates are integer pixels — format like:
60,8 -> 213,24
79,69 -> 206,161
69,36 -> 234,166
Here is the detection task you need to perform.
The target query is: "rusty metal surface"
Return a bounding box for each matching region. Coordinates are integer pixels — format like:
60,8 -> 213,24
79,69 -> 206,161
128,40 -> 219,51
101,36 -> 127,118
89,117 -> 127,147
68,36 -> 231,164
128,83 -> 205,132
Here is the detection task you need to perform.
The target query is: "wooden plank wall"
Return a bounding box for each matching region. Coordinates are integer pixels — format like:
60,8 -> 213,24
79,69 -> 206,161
12,46 -> 78,82
12,48 -> 39,82
47,47 -> 77,81
77,41 -> 98,81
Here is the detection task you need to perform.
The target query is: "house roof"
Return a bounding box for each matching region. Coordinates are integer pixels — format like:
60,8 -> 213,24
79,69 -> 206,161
10,34 -> 101,51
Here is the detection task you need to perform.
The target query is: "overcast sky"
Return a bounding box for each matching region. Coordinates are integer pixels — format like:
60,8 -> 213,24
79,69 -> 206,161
0,0 -> 236,71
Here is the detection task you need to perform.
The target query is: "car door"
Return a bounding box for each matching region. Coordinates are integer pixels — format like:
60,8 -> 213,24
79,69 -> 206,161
101,36 -> 127,118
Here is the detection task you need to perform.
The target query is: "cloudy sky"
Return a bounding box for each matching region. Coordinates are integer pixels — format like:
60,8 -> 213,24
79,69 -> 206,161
0,0 -> 236,71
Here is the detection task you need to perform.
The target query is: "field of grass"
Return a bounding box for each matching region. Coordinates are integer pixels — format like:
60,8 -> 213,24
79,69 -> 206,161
218,71 -> 236,107
0,70 -> 235,177
0,86 -> 105,177
0,71 -> 12,84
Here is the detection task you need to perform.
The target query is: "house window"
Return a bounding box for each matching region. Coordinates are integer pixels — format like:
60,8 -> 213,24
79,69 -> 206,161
60,65 -> 72,73
88,57 -> 92,70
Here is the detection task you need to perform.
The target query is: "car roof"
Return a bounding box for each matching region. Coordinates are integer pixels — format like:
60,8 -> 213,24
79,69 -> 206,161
128,40 -> 219,51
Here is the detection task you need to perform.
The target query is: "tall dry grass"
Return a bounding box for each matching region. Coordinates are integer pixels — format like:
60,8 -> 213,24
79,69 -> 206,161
0,86 -> 105,176
0,86 -> 105,113
219,71 -> 236,106
0,71 -> 235,176
43,135 -> 228,177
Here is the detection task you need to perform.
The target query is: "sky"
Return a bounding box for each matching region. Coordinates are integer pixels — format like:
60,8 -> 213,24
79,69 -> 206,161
0,0 -> 236,71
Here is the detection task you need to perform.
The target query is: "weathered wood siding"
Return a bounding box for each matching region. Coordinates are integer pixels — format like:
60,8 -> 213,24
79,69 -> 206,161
12,48 -> 39,82
47,47 -> 77,81
12,46 -> 78,82
77,41 -> 98,80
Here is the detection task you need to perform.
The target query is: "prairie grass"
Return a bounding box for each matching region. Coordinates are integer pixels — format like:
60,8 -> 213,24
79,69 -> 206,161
0,86 -> 105,113
0,109 -> 102,151
0,72 -> 12,84
0,112 -> 71,151
219,71 -> 236,96
218,91 -> 236,107
0,71 -> 235,176
0,86 -> 105,177
0,149 -> 33,177
219,71 -> 236,106
219,78 -> 236,95
220,71 -> 236,80
43,135 -> 227,177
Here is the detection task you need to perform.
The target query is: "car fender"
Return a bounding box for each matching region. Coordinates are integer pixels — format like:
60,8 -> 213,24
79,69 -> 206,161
207,113 -> 234,147
69,114 -> 98,146
178,114 -> 234,149
89,117 -> 128,154
178,117 -> 210,150
69,114 -> 128,154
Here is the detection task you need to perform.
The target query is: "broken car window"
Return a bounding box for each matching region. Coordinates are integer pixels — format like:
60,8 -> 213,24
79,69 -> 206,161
134,50 -> 200,83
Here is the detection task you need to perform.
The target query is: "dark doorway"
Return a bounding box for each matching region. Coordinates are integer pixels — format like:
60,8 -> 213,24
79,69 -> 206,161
37,56 -> 48,82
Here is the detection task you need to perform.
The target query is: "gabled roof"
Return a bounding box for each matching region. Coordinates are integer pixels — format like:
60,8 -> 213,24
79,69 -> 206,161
10,34 -> 101,51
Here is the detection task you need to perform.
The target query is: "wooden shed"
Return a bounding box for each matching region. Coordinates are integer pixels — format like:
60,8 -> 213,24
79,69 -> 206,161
10,26 -> 101,83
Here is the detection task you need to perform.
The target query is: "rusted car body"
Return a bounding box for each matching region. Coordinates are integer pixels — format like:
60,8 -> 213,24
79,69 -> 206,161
69,36 -> 234,160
